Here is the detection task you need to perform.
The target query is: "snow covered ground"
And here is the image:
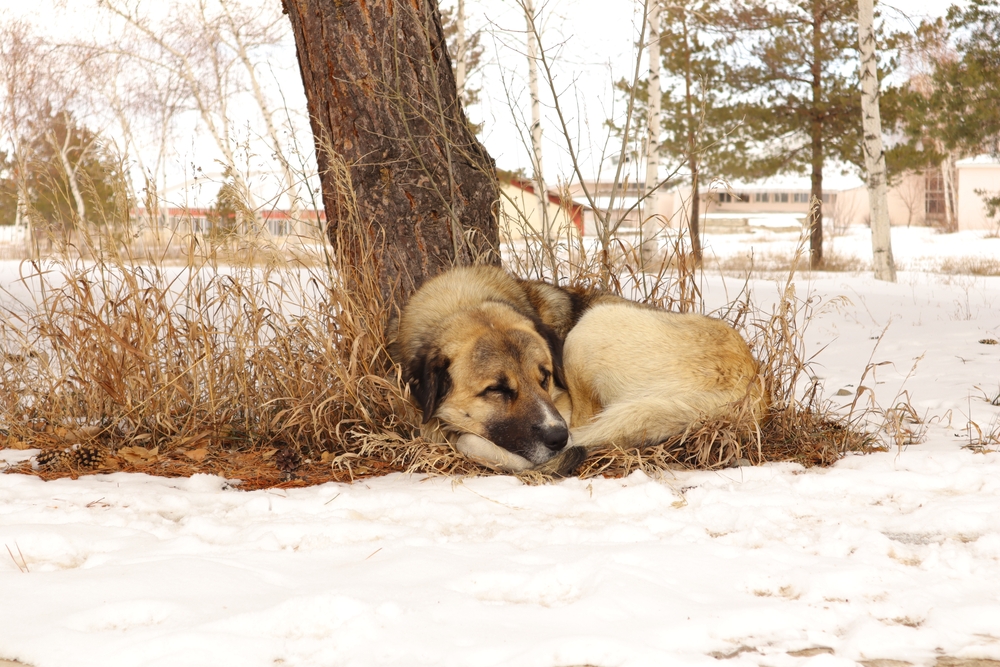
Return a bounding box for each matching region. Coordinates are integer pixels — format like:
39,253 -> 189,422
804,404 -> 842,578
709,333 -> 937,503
3,225 -> 1000,667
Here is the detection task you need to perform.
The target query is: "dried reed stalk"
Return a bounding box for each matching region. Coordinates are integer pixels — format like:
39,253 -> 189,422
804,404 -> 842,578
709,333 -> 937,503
0,158 -> 877,487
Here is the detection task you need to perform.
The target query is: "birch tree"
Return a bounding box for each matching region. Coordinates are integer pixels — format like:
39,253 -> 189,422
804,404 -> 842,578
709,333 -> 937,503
522,0 -> 556,276
42,110 -> 95,229
96,1 -> 252,214
441,0 -> 486,129
857,0 -> 895,281
94,0 -> 300,221
614,0 -> 731,264
89,52 -> 186,227
525,0 -> 544,192
0,22 -> 118,241
213,0 -> 303,214
25,109 -> 123,236
722,0 -> 864,269
641,0 -> 661,265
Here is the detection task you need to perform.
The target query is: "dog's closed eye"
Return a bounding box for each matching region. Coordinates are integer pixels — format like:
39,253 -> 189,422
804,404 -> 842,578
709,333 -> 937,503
540,367 -> 552,390
480,380 -> 516,399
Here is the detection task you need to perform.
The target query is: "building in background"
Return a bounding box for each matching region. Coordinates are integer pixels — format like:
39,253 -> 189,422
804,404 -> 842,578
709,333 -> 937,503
498,176 -> 585,241
955,155 -> 1000,232
568,157 -> 1000,240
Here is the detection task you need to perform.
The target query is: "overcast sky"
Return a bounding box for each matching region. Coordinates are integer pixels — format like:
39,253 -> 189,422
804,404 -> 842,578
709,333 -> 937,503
2,0 -> 961,205
461,0 -> 962,183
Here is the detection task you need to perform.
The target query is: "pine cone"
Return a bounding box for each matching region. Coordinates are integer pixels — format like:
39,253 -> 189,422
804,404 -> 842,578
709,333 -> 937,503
274,444 -> 303,473
75,443 -> 108,468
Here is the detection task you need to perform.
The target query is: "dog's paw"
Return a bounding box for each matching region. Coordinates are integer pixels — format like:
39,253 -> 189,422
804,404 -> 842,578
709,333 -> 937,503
454,433 -> 534,472
532,445 -> 586,477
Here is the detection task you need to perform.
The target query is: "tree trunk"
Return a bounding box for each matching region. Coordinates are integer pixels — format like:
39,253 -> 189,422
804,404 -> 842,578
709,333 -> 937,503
809,2 -> 824,269
526,0 -> 543,191
942,155 -> 956,231
282,0 -> 499,305
857,0 -> 896,282
809,149 -> 823,268
682,12 -> 702,263
222,3 -> 303,215
455,0 -> 466,92
641,0 -> 661,268
524,0 -> 556,279
51,131 -> 88,233
689,158 -> 701,261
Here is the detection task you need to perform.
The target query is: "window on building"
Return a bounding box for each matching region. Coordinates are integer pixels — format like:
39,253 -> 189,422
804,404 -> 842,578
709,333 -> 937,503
778,192 -> 789,203
925,170 -> 946,217
718,192 -> 732,203
755,192 -> 769,203
268,218 -> 291,237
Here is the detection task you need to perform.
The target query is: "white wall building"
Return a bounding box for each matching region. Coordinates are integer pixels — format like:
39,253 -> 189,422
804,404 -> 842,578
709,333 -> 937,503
568,158 -> 1000,237
956,155 -> 1000,232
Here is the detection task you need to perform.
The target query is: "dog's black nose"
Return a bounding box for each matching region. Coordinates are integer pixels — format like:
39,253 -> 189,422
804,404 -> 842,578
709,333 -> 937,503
536,421 -> 569,452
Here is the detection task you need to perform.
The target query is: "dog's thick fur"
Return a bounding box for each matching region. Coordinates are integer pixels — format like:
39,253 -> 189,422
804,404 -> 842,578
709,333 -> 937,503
387,265 -> 599,473
389,265 -> 767,475
562,301 -> 768,449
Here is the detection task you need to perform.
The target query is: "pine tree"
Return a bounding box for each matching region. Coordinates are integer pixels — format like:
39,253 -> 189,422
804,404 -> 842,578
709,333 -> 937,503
721,0 -> 867,268
939,0 -> 1000,157
900,0 -> 1000,159
613,0 -> 734,263
892,0 -> 1000,229
658,1 -> 731,262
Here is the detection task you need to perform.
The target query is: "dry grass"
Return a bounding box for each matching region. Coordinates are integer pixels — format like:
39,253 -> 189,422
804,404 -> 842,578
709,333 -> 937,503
0,161 -> 882,487
938,256 -> 1000,276
0,237 -> 492,487
572,254 -> 879,479
711,249 -> 870,275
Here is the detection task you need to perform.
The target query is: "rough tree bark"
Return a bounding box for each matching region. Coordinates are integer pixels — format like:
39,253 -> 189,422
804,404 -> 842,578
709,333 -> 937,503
282,0 -> 500,305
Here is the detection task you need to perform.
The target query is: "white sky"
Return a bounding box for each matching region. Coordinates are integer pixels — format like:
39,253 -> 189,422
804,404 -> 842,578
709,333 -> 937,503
1,0 -> 961,206
460,0 -> 963,183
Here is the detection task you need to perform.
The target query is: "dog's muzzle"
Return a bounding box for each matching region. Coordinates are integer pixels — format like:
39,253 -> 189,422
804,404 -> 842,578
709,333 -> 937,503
534,420 -> 569,452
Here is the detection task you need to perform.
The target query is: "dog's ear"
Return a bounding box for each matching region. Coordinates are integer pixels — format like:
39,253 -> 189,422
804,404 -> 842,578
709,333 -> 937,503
533,322 -> 567,390
408,346 -> 452,423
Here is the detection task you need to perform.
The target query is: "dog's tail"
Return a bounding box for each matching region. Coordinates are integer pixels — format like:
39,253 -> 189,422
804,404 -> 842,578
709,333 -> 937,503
570,388 -> 766,450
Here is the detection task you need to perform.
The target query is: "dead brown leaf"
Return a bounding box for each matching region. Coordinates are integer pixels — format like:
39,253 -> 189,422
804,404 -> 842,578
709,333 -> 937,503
0,434 -> 29,450
118,446 -> 161,465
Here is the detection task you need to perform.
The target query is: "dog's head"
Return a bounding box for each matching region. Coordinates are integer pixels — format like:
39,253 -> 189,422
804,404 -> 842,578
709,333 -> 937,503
404,301 -> 569,465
